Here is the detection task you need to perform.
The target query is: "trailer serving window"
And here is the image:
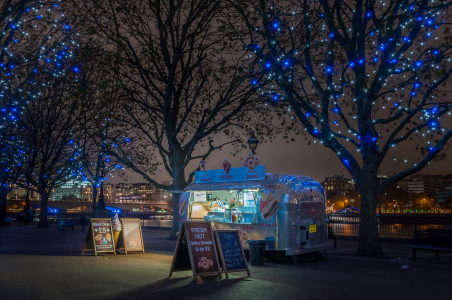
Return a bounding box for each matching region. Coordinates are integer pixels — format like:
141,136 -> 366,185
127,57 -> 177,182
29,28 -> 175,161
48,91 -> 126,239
188,189 -> 257,224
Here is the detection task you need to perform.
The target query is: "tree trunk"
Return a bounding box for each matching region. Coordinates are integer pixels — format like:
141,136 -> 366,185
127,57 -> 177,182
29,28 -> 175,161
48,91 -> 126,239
0,185 -> 8,222
91,185 -> 97,218
24,189 -> 30,211
169,169 -> 186,240
358,181 -> 383,256
37,189 -> 50,228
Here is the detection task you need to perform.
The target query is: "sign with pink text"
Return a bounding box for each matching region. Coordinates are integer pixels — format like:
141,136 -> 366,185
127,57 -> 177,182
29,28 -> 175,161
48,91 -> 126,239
195,166 -> 266,183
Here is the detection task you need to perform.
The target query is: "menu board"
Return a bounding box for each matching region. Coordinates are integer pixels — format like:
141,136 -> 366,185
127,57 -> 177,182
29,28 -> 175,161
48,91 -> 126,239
82,218 -> 116,256
186,222 -> 220,275
116,218 -> 145,254
169,221 -> 222,282
215,230 -> 250,278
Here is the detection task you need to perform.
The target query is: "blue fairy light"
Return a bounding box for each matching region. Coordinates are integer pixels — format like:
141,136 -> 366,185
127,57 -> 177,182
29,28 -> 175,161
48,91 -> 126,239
252,79 -> 258,85
343,159 -> 351,170
265,62 -> 271,68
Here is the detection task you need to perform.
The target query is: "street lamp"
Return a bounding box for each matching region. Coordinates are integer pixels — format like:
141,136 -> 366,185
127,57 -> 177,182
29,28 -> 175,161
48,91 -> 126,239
247,131 -> 259,154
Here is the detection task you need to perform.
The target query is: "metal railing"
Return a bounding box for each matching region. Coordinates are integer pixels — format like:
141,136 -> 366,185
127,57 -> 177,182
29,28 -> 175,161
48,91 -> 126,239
328,214 -> 452,236
141,219 -> 173,228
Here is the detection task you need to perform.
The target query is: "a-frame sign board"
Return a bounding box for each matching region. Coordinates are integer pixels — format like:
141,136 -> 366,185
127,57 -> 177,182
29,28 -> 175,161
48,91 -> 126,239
116,218 -> 145,255
82,218 -> 116,256
214,230 -> 250,279
169,221 -> 222,282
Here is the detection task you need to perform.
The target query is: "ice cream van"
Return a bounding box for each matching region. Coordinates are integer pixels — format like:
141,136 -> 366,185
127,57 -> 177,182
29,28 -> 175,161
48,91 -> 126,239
178,159 -> 332,256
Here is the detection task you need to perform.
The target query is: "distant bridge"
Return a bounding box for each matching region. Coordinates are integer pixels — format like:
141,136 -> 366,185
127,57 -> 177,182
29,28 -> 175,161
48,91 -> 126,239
6,199 -> 171,211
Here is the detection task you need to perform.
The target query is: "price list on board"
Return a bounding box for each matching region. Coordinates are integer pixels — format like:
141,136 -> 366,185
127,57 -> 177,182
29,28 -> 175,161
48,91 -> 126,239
92,220 -> 114,252
216,231 -> 247,271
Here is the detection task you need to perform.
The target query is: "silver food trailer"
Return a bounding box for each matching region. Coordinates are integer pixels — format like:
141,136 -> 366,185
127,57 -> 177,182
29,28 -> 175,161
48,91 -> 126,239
178,164 -> 332,256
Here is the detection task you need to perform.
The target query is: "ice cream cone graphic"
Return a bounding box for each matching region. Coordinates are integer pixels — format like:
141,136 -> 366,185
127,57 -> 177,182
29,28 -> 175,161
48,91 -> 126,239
113,230 -> 121,246
111,213 -> 122,246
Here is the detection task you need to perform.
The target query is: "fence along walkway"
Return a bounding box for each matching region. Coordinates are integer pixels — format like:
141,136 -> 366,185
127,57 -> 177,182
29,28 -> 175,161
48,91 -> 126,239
328,214 -> 452,236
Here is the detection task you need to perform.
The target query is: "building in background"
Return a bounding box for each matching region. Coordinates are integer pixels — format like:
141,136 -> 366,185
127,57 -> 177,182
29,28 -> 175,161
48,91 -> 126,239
50,181 -> 91,201
152,181 -> 173,202
7,185 -> 40,201
442,174 -> 452,189
407,174 -> 443,196
132,183 -> 154,200
321,175 -> 356,199
84,183 -> 115,202
115,183 -> 133,201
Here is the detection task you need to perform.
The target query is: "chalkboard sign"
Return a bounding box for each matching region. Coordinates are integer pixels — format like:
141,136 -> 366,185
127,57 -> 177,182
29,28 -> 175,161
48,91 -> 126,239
82,218 -> 116,256
116,218 -> 145,254
214,230 -> 250,278
169,221 -> 222,282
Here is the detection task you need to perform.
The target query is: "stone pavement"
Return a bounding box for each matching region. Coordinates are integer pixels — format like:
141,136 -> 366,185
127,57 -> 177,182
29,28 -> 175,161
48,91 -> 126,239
1,223 -> 451,300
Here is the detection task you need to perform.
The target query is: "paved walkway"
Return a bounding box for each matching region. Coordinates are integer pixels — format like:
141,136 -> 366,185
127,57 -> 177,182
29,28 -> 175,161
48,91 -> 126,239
1,223 -> 451,300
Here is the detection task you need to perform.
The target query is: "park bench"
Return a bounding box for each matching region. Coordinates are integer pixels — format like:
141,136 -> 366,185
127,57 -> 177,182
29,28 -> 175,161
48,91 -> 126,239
1,217 -> 12,226
17,213 -> 31,225
406,230 -> 452,261
61,219 -> 79,231
328,224 -> 340,249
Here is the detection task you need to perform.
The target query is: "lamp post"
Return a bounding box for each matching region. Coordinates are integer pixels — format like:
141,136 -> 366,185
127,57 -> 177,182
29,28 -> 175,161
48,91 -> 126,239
247,131 -> 259,154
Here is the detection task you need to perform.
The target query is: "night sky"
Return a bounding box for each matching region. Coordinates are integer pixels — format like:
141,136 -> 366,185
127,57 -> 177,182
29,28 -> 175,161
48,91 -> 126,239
110,135 -> 452,186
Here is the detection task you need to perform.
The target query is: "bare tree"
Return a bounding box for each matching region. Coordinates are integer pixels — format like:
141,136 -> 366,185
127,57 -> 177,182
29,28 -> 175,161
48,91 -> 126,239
19,78 -> 84,228
230,0 -> 452,255
71,0 -> 283,239
77,72 -> 128,217
0,0 -> 79,220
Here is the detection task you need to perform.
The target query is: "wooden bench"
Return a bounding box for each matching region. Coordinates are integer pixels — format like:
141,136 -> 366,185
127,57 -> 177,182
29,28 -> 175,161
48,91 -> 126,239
61,219 -> 78,231
328,225 -> 340,249
406,230 -> 452,261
